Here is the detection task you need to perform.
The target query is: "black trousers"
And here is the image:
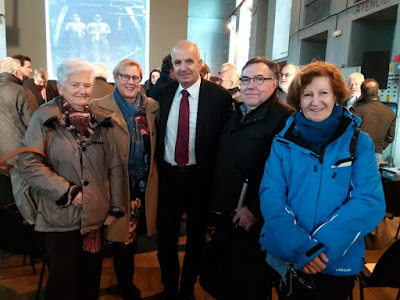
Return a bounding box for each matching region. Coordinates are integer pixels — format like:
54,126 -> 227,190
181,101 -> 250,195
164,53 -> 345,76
44,230 -> 103,300
157,161 -> 209,298
201,215 -> 271,300
272,267 -> 355,300
109,239 -> 139,300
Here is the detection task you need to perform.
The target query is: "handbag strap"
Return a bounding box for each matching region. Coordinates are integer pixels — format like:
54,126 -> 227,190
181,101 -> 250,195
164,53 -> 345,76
0,131 -> 52,172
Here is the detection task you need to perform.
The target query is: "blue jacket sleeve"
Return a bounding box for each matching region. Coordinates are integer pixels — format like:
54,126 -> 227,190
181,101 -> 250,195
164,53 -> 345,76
311,132 -> 385,260
259,140 -> 326,269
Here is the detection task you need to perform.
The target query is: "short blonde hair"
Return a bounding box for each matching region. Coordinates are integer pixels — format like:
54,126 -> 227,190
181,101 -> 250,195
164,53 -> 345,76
113,59 -> 143,80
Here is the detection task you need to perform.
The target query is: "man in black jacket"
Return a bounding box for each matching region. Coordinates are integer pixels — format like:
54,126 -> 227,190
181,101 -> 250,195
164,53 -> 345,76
148,54 -> 175,101
202,57 -> 294,300
157,40 -> 232,300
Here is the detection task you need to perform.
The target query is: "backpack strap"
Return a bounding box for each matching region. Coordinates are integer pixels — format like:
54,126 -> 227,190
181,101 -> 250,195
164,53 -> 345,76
0,131 -> 52,172
350,128 -> 362,160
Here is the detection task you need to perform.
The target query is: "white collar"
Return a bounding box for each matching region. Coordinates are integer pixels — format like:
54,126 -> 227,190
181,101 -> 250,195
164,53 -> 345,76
176,77 -> 201,98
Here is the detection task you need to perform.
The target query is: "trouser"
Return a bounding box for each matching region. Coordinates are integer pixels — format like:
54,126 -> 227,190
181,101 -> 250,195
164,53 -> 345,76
157,161 -> 209,298
44,230 -> 103,300
202,215 -> 271,300
272,267 -> 355,300
109,239 -> 139,300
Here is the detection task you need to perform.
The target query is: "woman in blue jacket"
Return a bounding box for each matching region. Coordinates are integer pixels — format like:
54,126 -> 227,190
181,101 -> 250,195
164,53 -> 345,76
259,61 -> 385,299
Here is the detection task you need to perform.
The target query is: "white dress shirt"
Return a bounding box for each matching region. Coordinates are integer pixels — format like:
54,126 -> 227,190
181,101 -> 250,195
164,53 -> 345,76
347,94 -> 360,108
164,77 -> 201,166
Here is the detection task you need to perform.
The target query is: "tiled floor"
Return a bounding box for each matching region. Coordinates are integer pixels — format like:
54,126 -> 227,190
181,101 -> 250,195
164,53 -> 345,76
1,220 -> 400,300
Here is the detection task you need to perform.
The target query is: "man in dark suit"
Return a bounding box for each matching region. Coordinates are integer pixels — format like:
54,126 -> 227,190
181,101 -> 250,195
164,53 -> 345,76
157,40 -> 233,300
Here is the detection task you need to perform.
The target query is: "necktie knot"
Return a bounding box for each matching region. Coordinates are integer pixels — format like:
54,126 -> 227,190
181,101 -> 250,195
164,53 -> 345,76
182,89 -> 189,98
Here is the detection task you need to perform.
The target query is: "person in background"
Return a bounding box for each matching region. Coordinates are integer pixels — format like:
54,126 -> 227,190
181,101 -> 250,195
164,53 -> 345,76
12,54 -> 32,79
278,64 -> 300,103
0,57 -> 37,207
91,59 -> 159,300
200,63 -> 211,80
259,61 -> 385,300
351,78 -> 396,168
204,57 -> 293,300
92,63 -> 114,99
344,72 -> 365,108
145,68 -> 161,96
148,54 -> 175,101
18,58 -> 125,300
218,62 -> 242,105
23,68 -> 59,107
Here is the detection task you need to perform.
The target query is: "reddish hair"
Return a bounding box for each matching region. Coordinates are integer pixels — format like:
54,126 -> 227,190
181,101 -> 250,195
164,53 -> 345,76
287,61 -> 351,109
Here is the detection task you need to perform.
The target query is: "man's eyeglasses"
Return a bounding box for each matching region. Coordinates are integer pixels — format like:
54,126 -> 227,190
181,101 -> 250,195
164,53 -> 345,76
118,74 -> 141,83
239,76 -> 274,85
280,73 -> 294,79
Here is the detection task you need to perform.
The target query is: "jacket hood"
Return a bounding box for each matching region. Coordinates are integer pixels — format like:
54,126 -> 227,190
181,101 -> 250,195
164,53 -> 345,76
0,72 -> 23,85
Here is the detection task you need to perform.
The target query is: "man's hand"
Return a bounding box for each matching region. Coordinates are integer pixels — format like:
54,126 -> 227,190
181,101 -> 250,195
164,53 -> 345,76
232,206 -> 257,231
302,252 -> 329,274
71,191 -> 83,207
104,215 -> 118,226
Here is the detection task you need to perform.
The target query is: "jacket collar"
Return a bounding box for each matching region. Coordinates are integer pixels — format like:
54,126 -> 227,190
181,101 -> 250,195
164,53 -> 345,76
0,72 -> 23,85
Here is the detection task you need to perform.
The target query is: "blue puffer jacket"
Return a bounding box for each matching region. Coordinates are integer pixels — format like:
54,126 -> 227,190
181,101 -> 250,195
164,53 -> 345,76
259,109 -> 385,276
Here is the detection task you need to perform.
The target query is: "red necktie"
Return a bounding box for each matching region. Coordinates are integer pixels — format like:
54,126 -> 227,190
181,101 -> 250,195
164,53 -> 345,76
175,90 -> 190,167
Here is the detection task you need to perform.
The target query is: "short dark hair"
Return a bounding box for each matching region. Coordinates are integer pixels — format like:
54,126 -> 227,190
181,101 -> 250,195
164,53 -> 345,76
287,61 -> 351,109
242,56 -> 280,81
361,78 -> 379,98
12,54 -> 31,66
161,54 -> 173,73
242,57 -> 280,96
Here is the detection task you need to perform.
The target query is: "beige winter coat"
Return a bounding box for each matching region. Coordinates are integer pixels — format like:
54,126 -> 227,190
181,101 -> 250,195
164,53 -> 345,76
91,93 -> 159,242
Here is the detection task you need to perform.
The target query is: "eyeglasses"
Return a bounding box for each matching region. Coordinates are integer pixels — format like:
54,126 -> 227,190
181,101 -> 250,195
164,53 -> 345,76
280,73 -> 294,79
118,74 -> 141,83
239,76 -> 274,85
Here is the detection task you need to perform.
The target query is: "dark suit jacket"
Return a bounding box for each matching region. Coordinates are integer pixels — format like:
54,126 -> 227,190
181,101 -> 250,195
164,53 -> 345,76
157,79 -> 233,181
23,79 -> 59,107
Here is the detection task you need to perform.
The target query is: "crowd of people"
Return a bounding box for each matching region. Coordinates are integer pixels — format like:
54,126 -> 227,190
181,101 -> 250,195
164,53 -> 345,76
0,39 -> 395,300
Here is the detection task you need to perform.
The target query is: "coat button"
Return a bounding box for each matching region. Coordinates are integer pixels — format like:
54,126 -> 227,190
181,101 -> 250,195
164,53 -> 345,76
83,181 -> 89,186
82,147 -> 86,152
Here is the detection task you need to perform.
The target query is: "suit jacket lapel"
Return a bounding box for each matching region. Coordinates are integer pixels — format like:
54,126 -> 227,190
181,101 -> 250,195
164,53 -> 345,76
196,79 -> 208,154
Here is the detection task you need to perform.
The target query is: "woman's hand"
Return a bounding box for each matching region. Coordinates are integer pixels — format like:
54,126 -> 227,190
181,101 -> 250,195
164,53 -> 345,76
104,215 -> 118,226
71,191 -> 83,207
233,206 -> 258,231
302,252 -> 329,274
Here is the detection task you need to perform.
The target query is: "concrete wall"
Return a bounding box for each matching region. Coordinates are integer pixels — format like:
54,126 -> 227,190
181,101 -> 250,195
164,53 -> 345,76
4,0 -> 188,72
287,0 -> 400,67
187,0 -> 234,75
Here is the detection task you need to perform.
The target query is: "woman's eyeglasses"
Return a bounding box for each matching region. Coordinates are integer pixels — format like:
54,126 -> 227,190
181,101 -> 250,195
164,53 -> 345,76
118,74 -> 141,83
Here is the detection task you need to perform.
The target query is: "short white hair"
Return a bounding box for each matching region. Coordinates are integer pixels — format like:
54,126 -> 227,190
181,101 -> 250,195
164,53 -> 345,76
92,63 -> 109,80
221,62 -> 237,73
57,58 -> 95,86
0,57 -> 22,75
282,64 -> 300,75
347,72 -> 365,84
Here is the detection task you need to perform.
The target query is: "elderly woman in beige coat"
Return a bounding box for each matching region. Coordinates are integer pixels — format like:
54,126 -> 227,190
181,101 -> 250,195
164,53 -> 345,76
91,59 -> 158,300
18,58 -> 125,300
